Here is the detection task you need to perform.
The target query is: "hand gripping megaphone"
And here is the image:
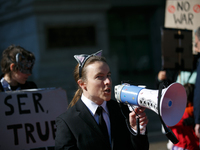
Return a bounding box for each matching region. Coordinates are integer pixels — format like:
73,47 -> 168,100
114,82 -> 187,143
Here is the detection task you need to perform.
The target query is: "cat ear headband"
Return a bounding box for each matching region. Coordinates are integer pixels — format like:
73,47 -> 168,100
74,50 -> 102,78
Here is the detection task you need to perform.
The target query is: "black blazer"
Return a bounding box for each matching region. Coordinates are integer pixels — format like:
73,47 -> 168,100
55,99 -> 149,150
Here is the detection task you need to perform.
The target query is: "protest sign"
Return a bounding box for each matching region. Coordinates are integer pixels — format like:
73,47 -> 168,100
0,88 -> 68,150
164,0 -> 200,54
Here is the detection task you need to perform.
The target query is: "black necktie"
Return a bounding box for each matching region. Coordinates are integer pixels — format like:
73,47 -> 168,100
96,106 -> 109,141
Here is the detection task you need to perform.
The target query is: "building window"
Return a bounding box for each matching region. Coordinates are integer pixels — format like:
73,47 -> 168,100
46,25 -> 96,49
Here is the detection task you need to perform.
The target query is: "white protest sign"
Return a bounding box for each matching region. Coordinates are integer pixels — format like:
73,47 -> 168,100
164,0 -> 200,53
0,88 -> 68,150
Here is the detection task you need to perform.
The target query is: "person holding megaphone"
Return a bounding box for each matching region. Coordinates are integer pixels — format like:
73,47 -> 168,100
55,50 -> 149,150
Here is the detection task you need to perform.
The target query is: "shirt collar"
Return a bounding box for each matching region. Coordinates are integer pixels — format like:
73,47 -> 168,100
1,77 -> 12,91
0,77 -> 21,91
81,94 -> 108,116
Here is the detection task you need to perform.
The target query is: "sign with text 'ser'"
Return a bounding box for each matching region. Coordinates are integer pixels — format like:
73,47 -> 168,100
0,88 -> 68,150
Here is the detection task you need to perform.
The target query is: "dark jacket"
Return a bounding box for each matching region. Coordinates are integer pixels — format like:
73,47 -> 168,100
194,57 -> 200,124
0,74 -> 37,92
55,99 -> 149,150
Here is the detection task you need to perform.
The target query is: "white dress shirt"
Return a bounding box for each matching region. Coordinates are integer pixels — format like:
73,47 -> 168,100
81,94 -> 146,140
81,94 -> 111,143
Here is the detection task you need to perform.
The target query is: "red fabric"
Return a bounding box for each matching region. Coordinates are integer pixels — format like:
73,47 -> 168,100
169,110 -> 199,150
185,103 -> 194,117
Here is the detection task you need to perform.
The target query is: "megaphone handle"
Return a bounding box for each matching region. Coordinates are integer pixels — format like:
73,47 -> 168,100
124,117 -> 140,136
158,82 -> 179,144
118,102 -> 140,136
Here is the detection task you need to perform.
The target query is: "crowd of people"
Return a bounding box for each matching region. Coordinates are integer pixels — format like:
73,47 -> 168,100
1,26 -> 200,150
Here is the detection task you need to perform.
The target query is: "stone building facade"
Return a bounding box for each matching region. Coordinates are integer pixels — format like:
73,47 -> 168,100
0,0 -> 165,102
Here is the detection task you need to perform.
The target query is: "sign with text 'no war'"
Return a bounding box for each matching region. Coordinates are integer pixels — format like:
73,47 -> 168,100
0,88 -> 68,150
164,0 -> 200,53
165,0 -> 200,29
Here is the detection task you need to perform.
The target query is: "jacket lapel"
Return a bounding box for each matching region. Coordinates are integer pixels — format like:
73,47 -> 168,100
76,100 -> 98,128
75,99 -> 111,148
107,100 -> 122,150
75,100 -> 104,136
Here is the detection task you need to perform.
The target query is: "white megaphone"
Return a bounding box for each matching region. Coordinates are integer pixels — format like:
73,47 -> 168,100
114,82 -> 187,127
